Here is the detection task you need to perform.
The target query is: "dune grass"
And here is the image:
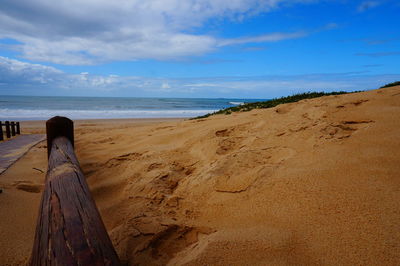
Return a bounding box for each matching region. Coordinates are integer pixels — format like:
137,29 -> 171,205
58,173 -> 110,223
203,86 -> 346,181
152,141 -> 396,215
192,91 -> 350,119
380,81 -> 400,88
192,81 -> 399,120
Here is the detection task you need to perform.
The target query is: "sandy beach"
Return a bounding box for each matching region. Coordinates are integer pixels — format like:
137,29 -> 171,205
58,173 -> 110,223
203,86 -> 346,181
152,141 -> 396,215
1,86 -> 399,265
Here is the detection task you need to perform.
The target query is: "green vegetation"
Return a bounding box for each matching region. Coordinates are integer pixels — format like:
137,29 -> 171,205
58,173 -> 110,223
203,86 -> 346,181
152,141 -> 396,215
380,81 -> 400,88
192,91 -> 350,119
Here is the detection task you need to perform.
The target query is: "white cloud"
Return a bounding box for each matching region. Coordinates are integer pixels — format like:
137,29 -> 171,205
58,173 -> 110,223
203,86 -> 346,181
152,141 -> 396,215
217,32 -> 307,46
161,83 -> 171,89
0,56 -> 63,87
0,0 -> 316,65
1,56 -> 400,97
357,1 -> 380,12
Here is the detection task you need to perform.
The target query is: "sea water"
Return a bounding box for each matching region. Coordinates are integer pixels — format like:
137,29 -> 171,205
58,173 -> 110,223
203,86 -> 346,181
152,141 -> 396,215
0,96 -> 265,120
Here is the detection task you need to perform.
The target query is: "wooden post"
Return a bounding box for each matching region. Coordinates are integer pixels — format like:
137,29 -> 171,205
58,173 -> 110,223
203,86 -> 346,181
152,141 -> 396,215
30,117 -> 120,266
0,122 -> 3,141
46,116 -> 74,158
16,122 -> 20,135
5,121 -> 11,138
11,122 -> 16,136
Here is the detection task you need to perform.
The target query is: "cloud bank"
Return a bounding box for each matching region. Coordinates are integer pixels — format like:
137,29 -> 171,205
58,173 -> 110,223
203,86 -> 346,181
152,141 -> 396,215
1,56 -> 399,98
0,0 -> 317,65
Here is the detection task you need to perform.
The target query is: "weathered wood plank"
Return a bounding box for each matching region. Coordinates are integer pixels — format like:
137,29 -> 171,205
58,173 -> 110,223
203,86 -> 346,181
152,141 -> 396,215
0,134 -> 45,174
11,122 -> 16,136
30,117 -> 120,266
5,121 -> 10,138
16,122 -> 21,135
0,121 -> 3,141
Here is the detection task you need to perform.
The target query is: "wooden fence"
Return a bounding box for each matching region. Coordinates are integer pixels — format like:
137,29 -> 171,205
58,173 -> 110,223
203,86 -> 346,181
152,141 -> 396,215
30,116 -> 120,265
0,121 -> 21,141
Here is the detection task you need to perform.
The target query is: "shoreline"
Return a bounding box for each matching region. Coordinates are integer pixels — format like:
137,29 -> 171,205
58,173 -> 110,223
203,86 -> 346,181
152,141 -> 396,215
19,117 -> 185,134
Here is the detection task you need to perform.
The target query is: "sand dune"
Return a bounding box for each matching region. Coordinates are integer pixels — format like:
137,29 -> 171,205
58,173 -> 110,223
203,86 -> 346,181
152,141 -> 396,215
1,86 -> 399,265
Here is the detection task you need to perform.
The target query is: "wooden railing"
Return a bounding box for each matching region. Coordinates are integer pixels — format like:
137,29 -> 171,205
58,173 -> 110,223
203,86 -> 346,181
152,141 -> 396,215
30,116 -> 120,265
0,121 -> 21,141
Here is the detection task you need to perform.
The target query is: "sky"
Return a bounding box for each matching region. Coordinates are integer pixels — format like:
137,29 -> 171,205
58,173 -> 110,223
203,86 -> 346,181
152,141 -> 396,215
0,0 -> 399,98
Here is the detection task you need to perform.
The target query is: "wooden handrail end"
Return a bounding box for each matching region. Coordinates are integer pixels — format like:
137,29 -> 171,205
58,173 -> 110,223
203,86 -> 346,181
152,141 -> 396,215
46,116 -> 74,158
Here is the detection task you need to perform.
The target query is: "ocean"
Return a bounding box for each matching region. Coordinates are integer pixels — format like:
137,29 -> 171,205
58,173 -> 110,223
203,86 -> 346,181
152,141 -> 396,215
0,95 -> 266,120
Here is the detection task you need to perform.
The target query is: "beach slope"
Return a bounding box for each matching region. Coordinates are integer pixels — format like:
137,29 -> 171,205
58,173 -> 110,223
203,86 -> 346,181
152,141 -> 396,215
1,86 -> 399,265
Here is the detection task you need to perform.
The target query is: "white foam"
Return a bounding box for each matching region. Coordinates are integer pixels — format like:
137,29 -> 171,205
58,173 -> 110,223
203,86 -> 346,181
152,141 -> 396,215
229,101 -> 244,105
0,109 -> 217,120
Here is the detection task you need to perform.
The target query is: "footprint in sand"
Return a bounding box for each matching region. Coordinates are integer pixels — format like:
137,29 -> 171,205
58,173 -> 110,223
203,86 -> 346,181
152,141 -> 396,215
215,126 -> 250,155
147,162 -> 163,171
215,129 -> 232,137
104,152 -> 142,167
216,138 -> 239,155
131,224 -> 215,265
213,147 -> 296,193
339,99 -> 369,108
275,104 -> 294,114
12,181 -> 43,193
320,120 -> 374,140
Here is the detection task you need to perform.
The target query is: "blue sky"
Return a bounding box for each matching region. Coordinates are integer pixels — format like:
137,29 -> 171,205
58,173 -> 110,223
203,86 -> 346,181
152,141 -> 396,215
0,0 -> 399,98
